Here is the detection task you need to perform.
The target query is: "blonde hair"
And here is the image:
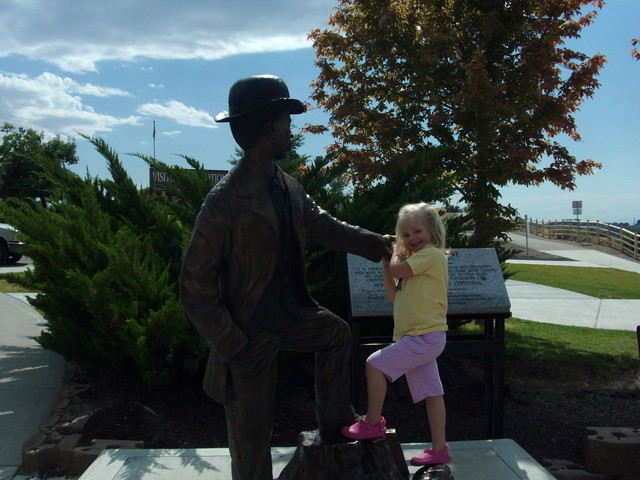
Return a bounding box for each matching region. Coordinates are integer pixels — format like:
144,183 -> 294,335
395,202 -> 446,259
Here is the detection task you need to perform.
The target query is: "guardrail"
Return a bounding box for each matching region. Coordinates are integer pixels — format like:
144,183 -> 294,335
515,218 -> 640,260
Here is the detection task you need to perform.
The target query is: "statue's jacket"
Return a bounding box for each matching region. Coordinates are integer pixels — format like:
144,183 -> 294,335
180,156 -> 385,403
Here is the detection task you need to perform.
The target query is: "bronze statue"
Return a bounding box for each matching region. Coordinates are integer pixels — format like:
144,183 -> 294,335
180,75 -> 391,480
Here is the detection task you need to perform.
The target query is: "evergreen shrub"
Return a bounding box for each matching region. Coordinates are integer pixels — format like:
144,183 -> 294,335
0,137 -> 209,385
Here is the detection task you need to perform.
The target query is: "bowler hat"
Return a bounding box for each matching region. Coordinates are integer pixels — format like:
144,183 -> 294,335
214,75 -> 305,123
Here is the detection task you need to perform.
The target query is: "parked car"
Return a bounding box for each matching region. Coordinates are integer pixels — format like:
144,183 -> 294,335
0,223 -> 24,264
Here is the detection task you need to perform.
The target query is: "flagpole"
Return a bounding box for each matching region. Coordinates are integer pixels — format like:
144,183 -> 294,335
153,121 -> 156,158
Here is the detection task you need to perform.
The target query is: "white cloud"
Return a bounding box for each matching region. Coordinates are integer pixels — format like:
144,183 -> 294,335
0,72 -> 140,137
0,72 -> 130,98
161,131 -> 182,137
0,0 -> 333,73
137,101 -> 217,129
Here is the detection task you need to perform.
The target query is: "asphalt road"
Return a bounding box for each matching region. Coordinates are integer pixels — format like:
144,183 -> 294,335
0,256 -> 32,274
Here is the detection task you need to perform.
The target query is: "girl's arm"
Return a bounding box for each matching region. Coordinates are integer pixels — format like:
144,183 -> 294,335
382,246 -> 415,302
381,257 -> 397,303
388,249 -> 414,279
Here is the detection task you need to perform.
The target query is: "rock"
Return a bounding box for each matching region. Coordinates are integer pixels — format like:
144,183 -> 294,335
412,464 -> 454,480
278,429 -> 409,479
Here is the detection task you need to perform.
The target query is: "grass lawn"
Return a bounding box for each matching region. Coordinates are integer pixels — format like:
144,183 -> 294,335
498,264 -> 639,377
0,273 -> 33,293
506,264 -> 640,299
505,317 -> 638,369
456,318 -> 639,380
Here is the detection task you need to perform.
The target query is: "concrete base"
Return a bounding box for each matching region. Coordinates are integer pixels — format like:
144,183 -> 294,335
78,439 -> 555,480
0,466 -> 19,480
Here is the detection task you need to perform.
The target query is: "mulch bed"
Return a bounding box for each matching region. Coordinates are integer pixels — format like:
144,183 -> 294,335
77,352 -> 640,467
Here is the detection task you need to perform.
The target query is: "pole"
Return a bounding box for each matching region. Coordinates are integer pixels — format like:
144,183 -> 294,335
525,215 -> 529,256
153,121 -> 156,159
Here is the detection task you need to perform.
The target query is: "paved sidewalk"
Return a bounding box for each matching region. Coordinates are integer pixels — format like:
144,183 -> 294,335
506,232 -> 640,331
508,232 -> 640,273
0,293 -> 64,480
506,280 -> 639,331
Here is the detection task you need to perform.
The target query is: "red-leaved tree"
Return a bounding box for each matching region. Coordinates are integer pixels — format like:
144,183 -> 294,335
308,0 -> 606,245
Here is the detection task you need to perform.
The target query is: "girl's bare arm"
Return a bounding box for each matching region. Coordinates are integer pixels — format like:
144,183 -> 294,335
388,251 -> 414,279
381,257 -> 397,303
382,246 -> 415,302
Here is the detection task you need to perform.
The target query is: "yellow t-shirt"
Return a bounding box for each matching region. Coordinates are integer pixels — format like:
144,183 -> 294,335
392,246 -> 448,341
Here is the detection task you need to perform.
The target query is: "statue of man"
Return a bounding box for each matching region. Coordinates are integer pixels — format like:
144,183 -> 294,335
180,75 -> 391,480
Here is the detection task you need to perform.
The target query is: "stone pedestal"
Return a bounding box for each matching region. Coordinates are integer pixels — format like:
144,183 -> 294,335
585,426 -> 640,476
277,429 -> 409,479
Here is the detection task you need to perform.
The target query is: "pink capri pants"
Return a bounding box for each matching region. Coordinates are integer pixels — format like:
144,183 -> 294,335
367,330 -> 446,403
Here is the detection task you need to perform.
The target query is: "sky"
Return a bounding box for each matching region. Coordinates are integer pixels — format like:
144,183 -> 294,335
1,0 -> 638,224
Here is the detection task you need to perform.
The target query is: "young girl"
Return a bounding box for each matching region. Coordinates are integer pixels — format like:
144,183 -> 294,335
341,202 -> 452,466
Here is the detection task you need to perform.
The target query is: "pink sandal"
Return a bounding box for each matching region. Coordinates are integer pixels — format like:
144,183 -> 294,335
410,443 -> 452,465
341,417 -> 387,440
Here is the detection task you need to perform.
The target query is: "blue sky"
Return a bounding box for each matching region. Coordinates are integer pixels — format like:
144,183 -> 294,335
1,0 -> 638,224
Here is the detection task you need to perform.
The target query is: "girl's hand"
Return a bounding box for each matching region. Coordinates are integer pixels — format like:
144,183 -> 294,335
382,234 -> 395,260
392,244 -> 405,262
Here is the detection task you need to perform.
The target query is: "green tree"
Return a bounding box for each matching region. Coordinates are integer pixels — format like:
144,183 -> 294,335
0,123 -> 78,207
308,0 -> 605,246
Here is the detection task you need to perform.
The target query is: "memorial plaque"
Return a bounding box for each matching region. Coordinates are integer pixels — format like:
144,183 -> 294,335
347,248 -> 510,317
346,254 -> 393,317
446,248 -> 510,315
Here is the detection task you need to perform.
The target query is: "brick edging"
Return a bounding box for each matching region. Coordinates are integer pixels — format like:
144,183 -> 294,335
21,363 -> 143,476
